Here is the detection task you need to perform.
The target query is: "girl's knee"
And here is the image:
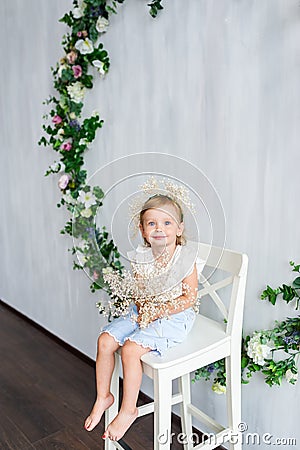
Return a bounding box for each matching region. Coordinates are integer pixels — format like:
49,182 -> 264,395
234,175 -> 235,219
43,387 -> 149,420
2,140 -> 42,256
122,339 -> 135,353
97,332 -> 119,353
121,339 -> 150,358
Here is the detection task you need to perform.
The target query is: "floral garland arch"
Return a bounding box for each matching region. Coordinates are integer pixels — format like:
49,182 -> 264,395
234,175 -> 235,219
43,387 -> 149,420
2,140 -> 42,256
39,0 -> 164,299
39,0 -> 299,393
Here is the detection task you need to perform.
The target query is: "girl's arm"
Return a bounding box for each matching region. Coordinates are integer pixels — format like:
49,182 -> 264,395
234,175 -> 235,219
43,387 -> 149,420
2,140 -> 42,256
137,264 -> 198,325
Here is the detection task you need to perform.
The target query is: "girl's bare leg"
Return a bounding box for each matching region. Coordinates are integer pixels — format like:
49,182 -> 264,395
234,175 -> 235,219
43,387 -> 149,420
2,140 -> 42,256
103,340 -> 151,441
84,332 -> 120,431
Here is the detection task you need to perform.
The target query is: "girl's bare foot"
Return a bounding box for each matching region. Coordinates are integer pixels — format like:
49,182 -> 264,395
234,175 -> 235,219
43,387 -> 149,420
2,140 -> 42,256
84,393 -> 114,431
102,408 -> 138,441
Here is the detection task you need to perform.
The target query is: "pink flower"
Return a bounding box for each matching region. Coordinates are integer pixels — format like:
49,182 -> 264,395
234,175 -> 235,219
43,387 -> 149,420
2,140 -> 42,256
72,65 -> 82,78
52,115 -> 62,125
77,30 -> 87,38
93,271 -> 99,280
61,141 -> 72,151
58,174 -> 70,190
66,50 -> 78,64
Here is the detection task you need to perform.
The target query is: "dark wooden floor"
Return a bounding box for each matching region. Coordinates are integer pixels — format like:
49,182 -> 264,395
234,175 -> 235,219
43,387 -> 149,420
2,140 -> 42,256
0,302 -> 192,449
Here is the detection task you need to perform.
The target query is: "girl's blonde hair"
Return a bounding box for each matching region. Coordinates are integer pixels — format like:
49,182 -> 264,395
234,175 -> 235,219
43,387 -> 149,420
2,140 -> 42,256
139,194 -> 185,246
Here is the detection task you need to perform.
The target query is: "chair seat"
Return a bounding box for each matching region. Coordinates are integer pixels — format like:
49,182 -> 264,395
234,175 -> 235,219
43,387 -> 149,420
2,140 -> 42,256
141,314 -> 231,373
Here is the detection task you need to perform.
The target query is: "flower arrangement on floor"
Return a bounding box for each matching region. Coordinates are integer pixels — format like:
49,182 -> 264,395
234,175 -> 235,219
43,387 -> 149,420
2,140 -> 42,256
39,0 -> 299,393
194,262 -> 300,393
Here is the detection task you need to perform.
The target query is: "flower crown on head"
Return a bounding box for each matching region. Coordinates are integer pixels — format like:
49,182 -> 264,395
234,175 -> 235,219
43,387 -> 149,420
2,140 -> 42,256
128,176 -> 195,236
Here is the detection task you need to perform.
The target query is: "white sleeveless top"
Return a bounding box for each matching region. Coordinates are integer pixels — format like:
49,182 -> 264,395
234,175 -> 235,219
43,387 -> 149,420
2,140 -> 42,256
127,241 -> 205,301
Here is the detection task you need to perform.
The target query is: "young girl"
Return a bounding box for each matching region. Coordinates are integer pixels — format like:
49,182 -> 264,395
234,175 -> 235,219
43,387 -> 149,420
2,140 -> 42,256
84,193 -> 200,441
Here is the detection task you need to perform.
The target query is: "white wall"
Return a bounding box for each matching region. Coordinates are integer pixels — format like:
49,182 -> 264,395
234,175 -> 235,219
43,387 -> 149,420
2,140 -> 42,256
1,0 -> 299,447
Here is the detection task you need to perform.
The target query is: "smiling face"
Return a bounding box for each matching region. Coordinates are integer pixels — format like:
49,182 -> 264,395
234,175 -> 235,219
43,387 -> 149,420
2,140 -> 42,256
139,204 -> 184,253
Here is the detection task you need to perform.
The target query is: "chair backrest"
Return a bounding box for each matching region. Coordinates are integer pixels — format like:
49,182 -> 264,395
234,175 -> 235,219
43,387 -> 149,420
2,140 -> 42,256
196,243 -> 248,339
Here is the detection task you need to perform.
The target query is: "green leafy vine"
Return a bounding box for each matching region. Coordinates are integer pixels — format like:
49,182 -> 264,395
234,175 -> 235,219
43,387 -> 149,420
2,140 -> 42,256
261,261 -> 300,309
194,262 -> 300,393
39,0 -> 163,307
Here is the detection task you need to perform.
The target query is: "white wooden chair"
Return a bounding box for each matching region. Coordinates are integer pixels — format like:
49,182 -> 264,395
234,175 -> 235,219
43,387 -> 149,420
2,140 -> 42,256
105,243 -> 248,450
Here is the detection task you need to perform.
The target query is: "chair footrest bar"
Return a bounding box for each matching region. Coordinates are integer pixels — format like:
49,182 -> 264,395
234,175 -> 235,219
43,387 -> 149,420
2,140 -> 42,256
138,393 -> 183,417
138,402 -> 154,417
193,428 -> 232,450
187,404 -> 224,433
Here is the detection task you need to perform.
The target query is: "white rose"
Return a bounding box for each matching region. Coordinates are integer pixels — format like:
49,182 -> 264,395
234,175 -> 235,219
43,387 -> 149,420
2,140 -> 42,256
247,333 -> 272,366
80,208 -> 93,218
67,81 -> 86,103
102,267 -> 114,275
96,16 -> 109,33
73,0 -> 86,19
75,38 -> 94,55
58,63 -> 68,78
285,369 -> 298,384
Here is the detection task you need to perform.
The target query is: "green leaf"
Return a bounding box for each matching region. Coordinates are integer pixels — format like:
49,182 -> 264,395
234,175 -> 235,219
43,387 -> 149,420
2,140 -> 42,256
59,13 -> 74,27
38,136 -> 48,146
290,261 -> 300,272
292,277 -> 300,288
106,5 -> 117,14
281,284 -> 296,302
93,186 -> 104,199
241,356 -> 248,369
89,24 -> 99,41
148,0 -> 164,17
261,285 -> 279,305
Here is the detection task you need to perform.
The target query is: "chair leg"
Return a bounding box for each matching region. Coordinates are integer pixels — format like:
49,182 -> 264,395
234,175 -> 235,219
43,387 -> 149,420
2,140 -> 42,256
225,353 -> 242,450
105,353 -> 120,450
179,373 -> 194,450
153,370 -> 172,450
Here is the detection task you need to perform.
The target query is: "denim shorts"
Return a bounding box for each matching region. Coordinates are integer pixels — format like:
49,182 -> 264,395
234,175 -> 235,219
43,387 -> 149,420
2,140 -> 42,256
100,304 -> 196,356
